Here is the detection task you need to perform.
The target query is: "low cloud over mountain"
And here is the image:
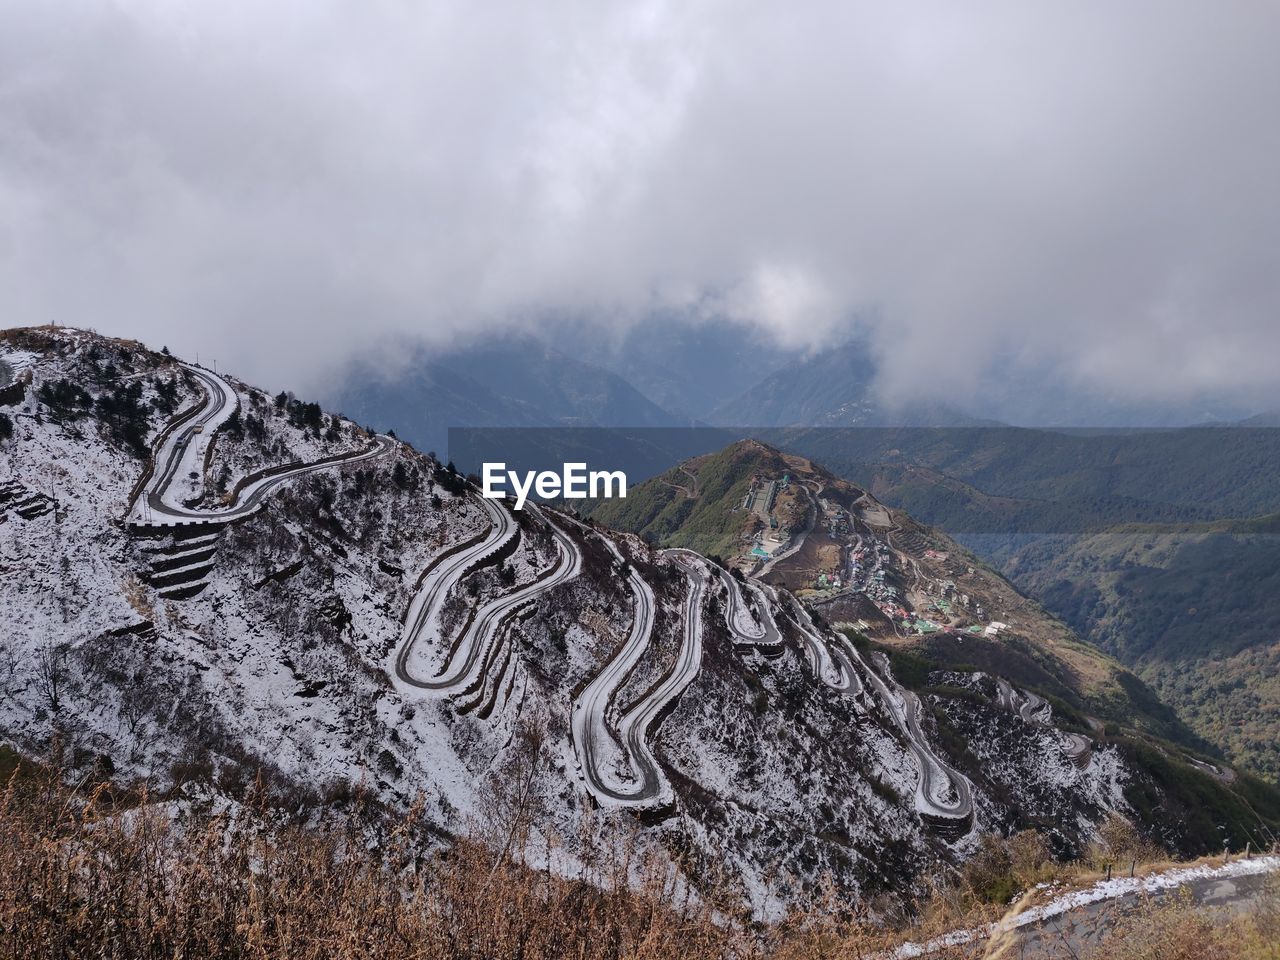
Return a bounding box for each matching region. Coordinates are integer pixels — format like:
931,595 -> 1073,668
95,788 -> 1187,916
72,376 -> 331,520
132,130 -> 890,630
3,2 -> 1280,413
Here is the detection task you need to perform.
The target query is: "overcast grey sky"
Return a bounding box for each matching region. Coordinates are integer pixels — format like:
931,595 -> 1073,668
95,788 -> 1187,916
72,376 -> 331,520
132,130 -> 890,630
1,1 -> 1278,405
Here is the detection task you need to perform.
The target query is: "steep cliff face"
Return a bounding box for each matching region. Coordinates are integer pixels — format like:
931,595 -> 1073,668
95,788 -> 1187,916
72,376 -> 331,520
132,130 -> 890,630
1,326 -> 1266,917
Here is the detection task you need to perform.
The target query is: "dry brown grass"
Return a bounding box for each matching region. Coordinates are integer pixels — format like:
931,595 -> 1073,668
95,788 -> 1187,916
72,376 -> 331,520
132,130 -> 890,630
762,876 -> 1009,960
1075,876 -> 1280,960
0,763 -> 747,960
2,752 -> 1276,960
118,574 -> 155,622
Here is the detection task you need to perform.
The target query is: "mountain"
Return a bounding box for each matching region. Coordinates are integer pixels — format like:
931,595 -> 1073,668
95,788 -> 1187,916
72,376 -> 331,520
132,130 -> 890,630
1000,520 -> 1280,782
3,325 -> 1278,920
789,448 -> 1280,782
941,360 -> 1262,428
709,341 -> 987,427
704,337 -> 1262,430
580,437 -> 1280,815
783,424 -> 1280,522
547,314 -> 803,420
581,440 -> 1176,731
1239,410 -> 1280,427
835,461 -> 1216,535
331,334 -> 684,457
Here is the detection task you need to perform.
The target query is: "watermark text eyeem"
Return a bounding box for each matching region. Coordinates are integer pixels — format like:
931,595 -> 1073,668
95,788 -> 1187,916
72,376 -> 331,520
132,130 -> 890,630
481,462 -> 626,511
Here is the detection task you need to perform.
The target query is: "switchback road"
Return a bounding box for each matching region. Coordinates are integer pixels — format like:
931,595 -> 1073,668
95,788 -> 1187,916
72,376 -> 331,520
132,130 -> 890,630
131,364 -> 391,525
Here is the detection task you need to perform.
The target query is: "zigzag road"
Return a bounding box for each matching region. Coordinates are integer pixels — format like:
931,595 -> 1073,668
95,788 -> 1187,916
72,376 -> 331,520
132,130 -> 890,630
653,550 -> 971,830
125,363 -> 971,831
854,649 -> 973,834
132,364 -> 392,525
606,550 -> 706,809
995,677 -> 1093,768
395,504 -> 580,696
712,563 -> 784,655
393,493 -> 517,688
783,594 -> 849,688
145,364 -> 238,512
781,589 -> 973,833
571,542 -> 795,810
571,532 -> 663,806
570,534 -> 974,828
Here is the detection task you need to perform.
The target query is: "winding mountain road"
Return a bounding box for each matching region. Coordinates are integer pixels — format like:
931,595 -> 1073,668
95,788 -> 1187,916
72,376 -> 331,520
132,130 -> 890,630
1062,732 -> 1093,766
571,530 -> 661,806
397,506 -> 580,694
996,678 -> 1092,767
146,364 -> 239,511
569,545 -> 708,810
1020,689 -> 1052,724
901,686 -> 974,828
395,495 -> 516,687
709,559 -> 784,654
826,633 -> 866,697
131,364 -> 392,525
862,650 -> 974,833
715,562 -> 973,833
121,358 -> 980,834
784,594 -> 846,687
605,551 -> 706,809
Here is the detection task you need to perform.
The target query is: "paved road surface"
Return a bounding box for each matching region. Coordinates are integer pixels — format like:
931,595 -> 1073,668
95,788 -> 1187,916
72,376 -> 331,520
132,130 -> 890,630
1017,865 -> 1277,957
394,495 -> 517,687
895,856 -> 1280,958
713,562 -> 782,652
571,529 -> 661,805
410,510 -> 582,694
996,678 -> 1093,767
609,551 -> 706,809
134,363 -> 391,524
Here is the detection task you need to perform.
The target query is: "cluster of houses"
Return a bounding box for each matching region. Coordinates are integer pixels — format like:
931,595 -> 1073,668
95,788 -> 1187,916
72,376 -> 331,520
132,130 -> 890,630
848,540 -> 897,604
818,496 -> 851,536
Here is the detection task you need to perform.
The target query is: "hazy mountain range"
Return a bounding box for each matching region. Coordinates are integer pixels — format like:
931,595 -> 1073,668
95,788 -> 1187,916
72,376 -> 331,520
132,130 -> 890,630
330,321 -> 1272,457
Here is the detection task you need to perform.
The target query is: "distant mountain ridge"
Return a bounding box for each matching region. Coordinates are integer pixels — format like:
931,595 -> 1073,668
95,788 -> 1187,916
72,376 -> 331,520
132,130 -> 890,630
709,341 -> 991,428
782,424 -> 1280,521
547,315 -> 801,421
331,334 -> 684,456
1003,523 -> 1280,783
330,325 -> 1278,470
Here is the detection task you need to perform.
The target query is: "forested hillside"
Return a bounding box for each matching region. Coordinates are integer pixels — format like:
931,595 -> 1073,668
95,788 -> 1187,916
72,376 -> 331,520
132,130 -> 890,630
1007,525 -> 1280,781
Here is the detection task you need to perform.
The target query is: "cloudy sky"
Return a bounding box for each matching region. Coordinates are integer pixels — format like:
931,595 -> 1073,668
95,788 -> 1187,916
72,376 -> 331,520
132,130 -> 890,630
1,1 -> 1278,406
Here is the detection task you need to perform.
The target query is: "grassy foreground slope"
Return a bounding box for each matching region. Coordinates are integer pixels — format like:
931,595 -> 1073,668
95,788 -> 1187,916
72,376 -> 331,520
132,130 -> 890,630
5,758 -> 1276,960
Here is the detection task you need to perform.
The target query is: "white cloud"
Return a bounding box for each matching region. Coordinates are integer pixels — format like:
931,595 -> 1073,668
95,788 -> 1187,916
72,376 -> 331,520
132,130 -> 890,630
1,0 -> 1277,407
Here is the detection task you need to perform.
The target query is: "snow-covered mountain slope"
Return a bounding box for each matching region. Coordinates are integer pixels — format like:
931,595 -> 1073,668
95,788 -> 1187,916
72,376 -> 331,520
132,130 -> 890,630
0,326 -> 1268,916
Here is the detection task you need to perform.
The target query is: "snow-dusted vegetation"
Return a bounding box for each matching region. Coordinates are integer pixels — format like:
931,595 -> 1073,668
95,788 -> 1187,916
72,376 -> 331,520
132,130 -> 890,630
0,327 -> 1194,917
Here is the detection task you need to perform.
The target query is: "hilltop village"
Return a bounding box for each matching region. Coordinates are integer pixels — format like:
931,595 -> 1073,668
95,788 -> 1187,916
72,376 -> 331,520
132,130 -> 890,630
731,452 -> 1010,643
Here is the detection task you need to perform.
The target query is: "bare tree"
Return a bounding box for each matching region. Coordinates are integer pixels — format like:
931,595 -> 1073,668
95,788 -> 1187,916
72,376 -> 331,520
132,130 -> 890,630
119,688 -> 146,737
0,633 -> 19,696
479,716 -> 551,879
35,642 -> 66,716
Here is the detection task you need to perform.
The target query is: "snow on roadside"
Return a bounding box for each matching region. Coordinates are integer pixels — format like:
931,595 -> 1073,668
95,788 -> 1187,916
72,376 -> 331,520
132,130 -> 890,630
893,855 -> 1280,958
